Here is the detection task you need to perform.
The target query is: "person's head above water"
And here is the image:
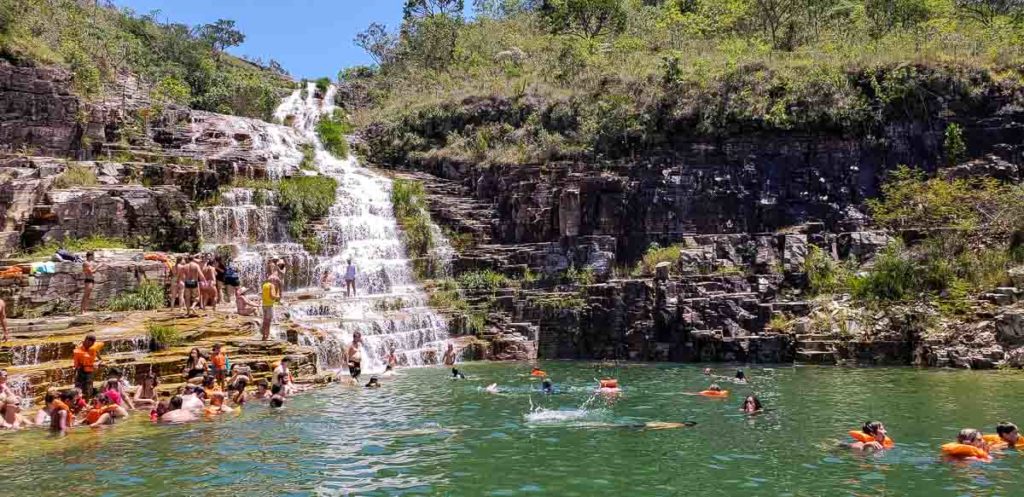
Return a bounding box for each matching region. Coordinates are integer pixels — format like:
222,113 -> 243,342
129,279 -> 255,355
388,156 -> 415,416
996,422 -> 1019,444
708,384 -> 722,392
702,368 -> 712,375
365,377 -> 381,388
270,396 -> 285,408
735,370 -> 746,380
169,395 -> 183,411
741,395 -> 762,412
862,421 -> 887,442
542,379 -> 553,393
451,368 -> 465,379
957,428 -> 985,447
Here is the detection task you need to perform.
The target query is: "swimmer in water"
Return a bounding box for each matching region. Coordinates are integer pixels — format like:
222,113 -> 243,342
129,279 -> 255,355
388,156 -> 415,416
541,379 -> 553,394
702,368 -> 712,376
734,369 -> 747,383
848,421 -> 893,451
451,368 -> 465,379
485,383 -> 499,394
740,395 -> 762,414
983,422 -> 1021,449
365,376 -> 381,389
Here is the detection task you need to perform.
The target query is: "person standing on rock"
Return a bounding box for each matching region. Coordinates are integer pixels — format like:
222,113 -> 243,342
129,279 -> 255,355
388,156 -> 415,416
269,258 -> 287,296
199,255 -> 217,310
261,275 -> 280,340
180,255 -> 206,317
73,334 -> 104,400
344,259 -> 357,298
80,251 -> 105,314
169,256 -> 185,311
347,331 -> 363,381
0,298 -> 9,342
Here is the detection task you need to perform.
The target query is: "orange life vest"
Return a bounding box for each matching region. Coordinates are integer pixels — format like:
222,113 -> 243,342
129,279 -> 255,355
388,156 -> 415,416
699,390 -> 729,397
849,430 -> 895,448
941,443 -> 991,461
72,342 -> 104,372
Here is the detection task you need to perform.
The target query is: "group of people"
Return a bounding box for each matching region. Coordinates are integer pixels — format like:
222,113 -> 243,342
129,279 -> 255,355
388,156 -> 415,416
1,333 -> 314,434
847,420 -> 1021,462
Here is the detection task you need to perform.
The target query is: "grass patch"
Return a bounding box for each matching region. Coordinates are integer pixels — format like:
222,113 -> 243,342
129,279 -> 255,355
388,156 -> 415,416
316,109 -> 354,158
52,164 -> 98,189
18,235 -> 128,259
392,178 -> 444,278
107,281 -> 166,311
633,244 -> 681,276
299,143 -> 316,171
426,278 -> 469,311
147,323 -> 183,349
457,269 -> 515,291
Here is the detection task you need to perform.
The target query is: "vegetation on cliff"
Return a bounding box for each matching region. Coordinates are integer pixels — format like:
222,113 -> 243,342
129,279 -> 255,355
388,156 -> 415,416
0,0 -> 291,119
806,165 -> 1024,314
231,176 -> 338,253
391,178 -> 442,278
348,0 -> 1024,166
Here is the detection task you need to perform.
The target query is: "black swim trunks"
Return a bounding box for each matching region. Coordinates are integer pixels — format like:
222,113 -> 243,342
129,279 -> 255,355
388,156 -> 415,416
83,278 -> 95,284
184,279 -> 198,289
349,361 -> 361,379
187,368 -> 205,379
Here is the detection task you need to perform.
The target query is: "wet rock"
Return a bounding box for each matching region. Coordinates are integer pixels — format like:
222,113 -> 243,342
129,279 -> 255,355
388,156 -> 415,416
996,310 -> 1024,346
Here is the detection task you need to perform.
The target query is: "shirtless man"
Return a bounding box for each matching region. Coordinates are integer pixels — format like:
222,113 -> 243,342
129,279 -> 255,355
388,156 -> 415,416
179,256 -> 206,316
269,258 -> 286,295
442,343 -> 457,366
347,331 -> 363,381
80,251 -> 105,314
159,395 -> 198,423
201,255 -> 218,309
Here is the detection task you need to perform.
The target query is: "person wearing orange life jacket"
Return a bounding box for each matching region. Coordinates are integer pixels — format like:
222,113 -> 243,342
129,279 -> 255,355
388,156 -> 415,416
73,334 -> 104,400
983,422 -> 1021,449
210,343 -> 229,390
49,390 -> 75,435
848,421 -> 894,451
941,428 -> 992,461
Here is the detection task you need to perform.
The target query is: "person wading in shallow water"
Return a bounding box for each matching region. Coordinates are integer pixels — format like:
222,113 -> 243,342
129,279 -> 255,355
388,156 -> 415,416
73,334 -> 104,400
261,275 -> 280,341
180,255 -> 206,316
80,251 -> 105,314
348,331 -> 363,381
443,343 -> 457,366
344,259 -> 357,298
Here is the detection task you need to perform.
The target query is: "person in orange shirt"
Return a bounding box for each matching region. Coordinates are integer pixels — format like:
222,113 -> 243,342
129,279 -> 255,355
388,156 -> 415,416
210,343 -> 228,390
49,390 -> 75,435
72,334 -> 104,399
85,393 -> 128,427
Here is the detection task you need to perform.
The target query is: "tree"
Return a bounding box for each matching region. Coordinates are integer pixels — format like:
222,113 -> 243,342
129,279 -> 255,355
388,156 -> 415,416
751,0 -> 800,49
955,0 -> 1024,25
354,23 -> 398,65
194,19 -> 245,53
543,0 -> 628,38
865,0 -> 931,37
403,0 -> 466,20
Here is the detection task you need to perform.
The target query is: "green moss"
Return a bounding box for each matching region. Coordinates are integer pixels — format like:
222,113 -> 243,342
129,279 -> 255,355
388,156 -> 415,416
316,109 -> 353,158
299,143 -> 316,171
633,244 -> 682,276
392,179 -> 443,279
457,270 -> 515,291
18,235 -> 128,259
107,282 -> 166,312
147,323 -> 183,348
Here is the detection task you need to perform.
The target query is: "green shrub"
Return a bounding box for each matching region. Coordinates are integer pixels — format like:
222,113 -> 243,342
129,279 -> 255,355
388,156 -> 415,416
565,265 -> 595,286
633,244 -> 682,276
52,164 -> 98,189
275,175 -> 338,240
316,109 -> 354,158
458,270 -> 514,291
147,323 -> 183,348
299,143 -> 316,171
392,179 -> 442,278
19,235 -> 128,259
805,245 -> 852,296
944,122 -> 967,166
315,77 -> 332,94
108,282 -> 166,311
426,278 -> 469,310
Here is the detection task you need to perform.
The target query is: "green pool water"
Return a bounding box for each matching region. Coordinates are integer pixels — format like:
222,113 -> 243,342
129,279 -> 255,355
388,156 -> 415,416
2,362 -> 1023,496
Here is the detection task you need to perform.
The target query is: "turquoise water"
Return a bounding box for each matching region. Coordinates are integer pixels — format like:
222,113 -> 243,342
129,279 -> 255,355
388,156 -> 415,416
2,363 -> 1024,496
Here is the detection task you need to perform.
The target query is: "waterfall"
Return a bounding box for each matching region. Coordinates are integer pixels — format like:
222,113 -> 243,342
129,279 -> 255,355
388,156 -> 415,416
276,82 -> 451,373
195,82 -> 450,372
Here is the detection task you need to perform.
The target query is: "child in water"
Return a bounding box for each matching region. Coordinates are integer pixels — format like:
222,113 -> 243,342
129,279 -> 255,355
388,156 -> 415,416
984,422 -> 1020,449
848,421 -> 893,451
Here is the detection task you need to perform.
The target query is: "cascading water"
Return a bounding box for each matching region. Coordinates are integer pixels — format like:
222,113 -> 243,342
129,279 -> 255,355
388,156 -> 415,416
276,82 -> 450,373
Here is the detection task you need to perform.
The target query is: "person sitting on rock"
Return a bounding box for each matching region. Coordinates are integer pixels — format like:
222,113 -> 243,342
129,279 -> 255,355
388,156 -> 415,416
49,390 -> 76,435
159,395 -> 198,424
234,286 -> 259,316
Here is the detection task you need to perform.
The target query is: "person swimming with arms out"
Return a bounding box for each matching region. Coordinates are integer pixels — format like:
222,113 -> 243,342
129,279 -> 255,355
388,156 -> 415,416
847,421 -> 894,451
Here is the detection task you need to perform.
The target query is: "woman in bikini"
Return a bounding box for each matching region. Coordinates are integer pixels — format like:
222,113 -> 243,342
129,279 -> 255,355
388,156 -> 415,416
170,256 -> 185,310
184,348 -> 208,384
132,371 -> 159,409
80,251 -> 104,314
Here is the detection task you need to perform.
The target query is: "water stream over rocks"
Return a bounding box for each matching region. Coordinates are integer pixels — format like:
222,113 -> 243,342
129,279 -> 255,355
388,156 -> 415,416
198,82 -> 450,373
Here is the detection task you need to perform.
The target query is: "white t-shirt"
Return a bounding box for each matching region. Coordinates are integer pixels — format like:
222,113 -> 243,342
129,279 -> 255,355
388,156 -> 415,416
344,264 -> 356,280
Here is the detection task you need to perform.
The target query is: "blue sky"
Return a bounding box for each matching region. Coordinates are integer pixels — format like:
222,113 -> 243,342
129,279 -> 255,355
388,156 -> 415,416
113,0 -> 406,79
